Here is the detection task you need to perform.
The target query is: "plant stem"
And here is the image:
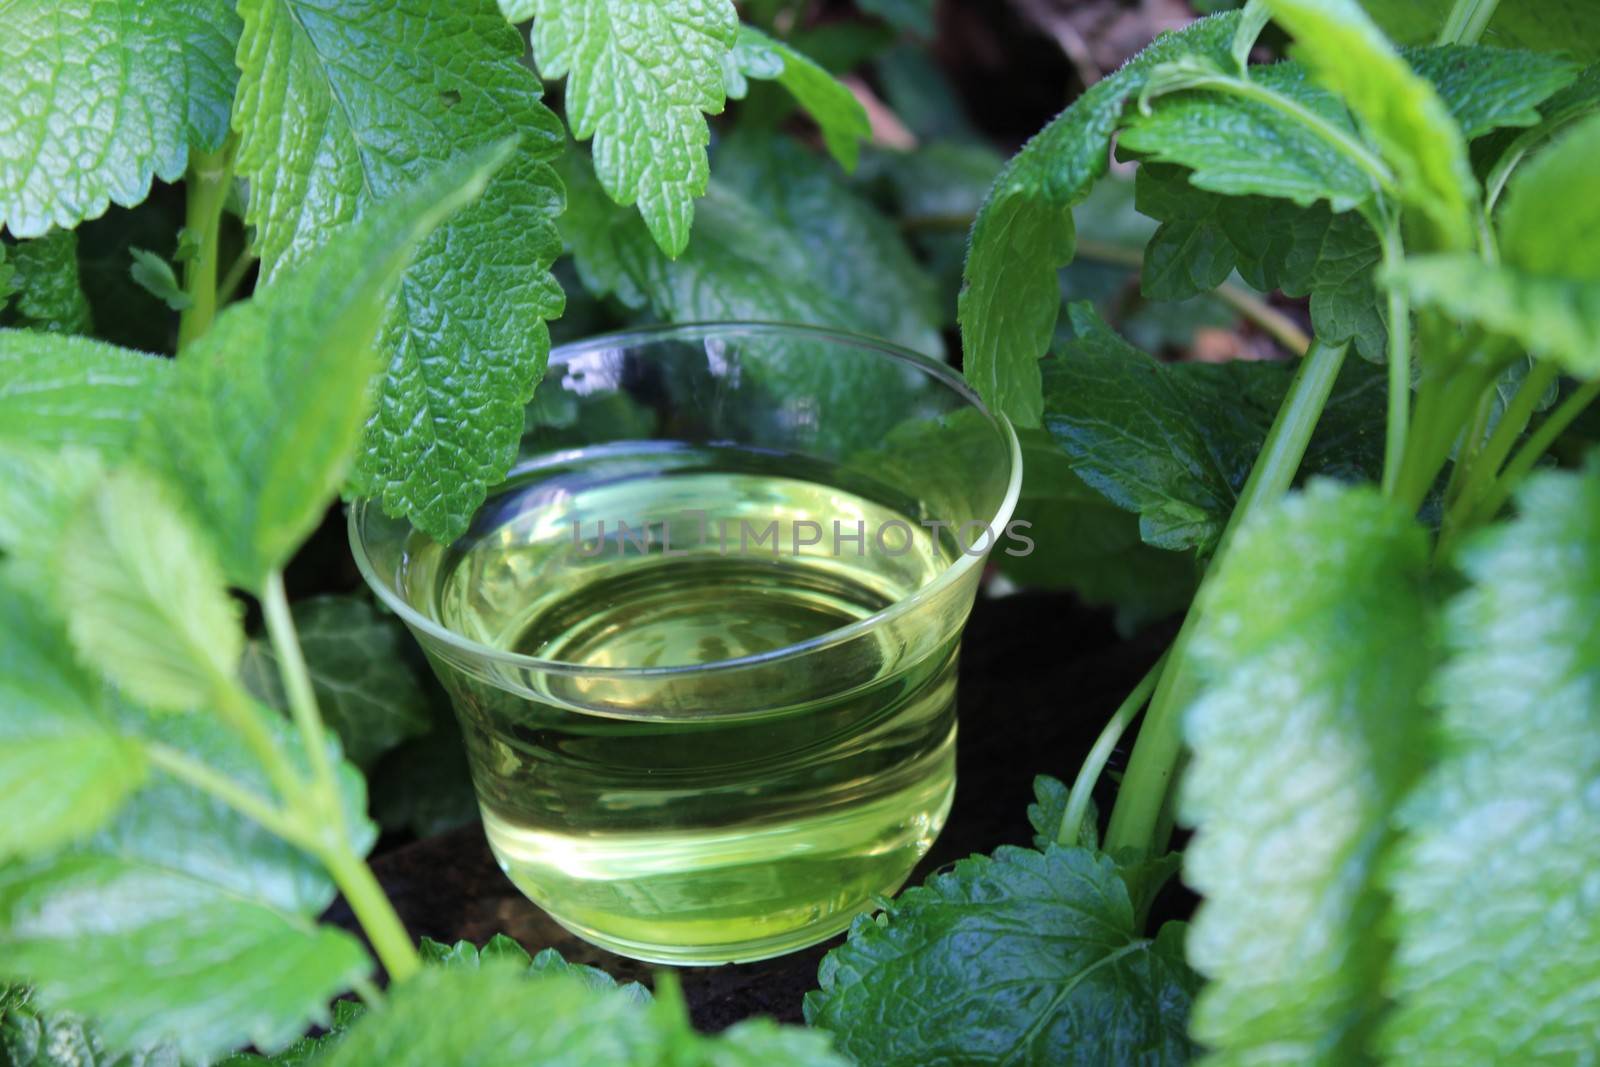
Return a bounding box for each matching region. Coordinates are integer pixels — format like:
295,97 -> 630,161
322,845 -> 422,983
216,247 -> 258,307
1446,361 -> 1559,519
1380,228 -> 1411,496
212,676 -> 306,802
1438,0 -> 1502,44
1442,383 -> 1498,510
1060,651 -> 1168,848
144,742 -> 314,850
1469,377 -> 1600,524
177,140 -> 234,350
1104,339 -> 1350,856
262,570 -> 345,838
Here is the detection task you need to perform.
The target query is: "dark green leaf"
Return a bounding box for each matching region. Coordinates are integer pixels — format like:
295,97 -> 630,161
729,28 -> 872,171
419,935 -> 652,1004
0,332 -> 169,453
1,984 -> 177,1067
140,145 -> 515,589
233,0 -> 565,544
1,231 -> 93,334
1180,482 -> 1433,1063
1382,463 -> 1600,1064
805,846 -> 1200,1066
369,724 -> 478,838
0,0 -> 239,235
958,12 -> 1241,426
1402,45 -> 1579,140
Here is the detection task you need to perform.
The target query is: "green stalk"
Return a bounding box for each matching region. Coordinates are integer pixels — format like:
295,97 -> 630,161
1438,0 -> 1502,45
211,675 -> 306,802
262,571 -> 344,836
1380,228 -> 1411,496
1468,377 -> 1600,526
322,844 -> 422,982
1443,361 -> 1559,523
177,140 -> 234,350
1104,339 -> 1350,856
1060,651 -> 1168,848
144,742 -> 313,849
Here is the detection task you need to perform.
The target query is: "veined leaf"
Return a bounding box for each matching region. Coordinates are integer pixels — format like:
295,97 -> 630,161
0,0 -> 239,236
1402,45 -> 1579,141
60,468 -> 242,713
1498,111 -> 1600,279
0,332 -> 169,454
1180,482 -> 1433,1064
420,935 -> 651,1004
1,231 -> 93,334
728,28 -> 872,171
1361,0 -> 1600,64
530,0 -> 738,256
1382,464 -> 1600,1065
141,145 -> 515,590
1263,0 -> 1476,248
0,710 -> 374,1064
958,12 -> 1241,426
0,984 -> 178,1067
805,846 -> 1200,1066
715,131 -> 942,355
0,582 -> 147,863
233,0 -> 565,544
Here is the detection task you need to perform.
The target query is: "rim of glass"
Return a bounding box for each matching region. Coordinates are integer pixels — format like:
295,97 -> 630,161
348,320 -> 1023,678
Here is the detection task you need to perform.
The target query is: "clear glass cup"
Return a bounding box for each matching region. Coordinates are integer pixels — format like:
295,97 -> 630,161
350,322 -> 1021,964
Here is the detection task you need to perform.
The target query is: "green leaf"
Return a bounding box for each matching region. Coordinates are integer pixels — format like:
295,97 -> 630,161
239,596 -> 433,769
1498,110 -> 1600,280
0,0 -> 239,236
142,145 -> 516,589
1,231 -> 93,334
1381,463 -> 1600,1065
0,581 -> 147,863
0,710 -> 374,1063
233,0 -> 565,544
729,28 -> 872,172
715,132 -> 942,355
0,444 -> 104,566
59,467 -> 242,713
1,984 -> 177,1067
1040,304 -> 1387,553
1362,0 -> 1600,64
1264,0 -> 1476,248
958,12 -> 1242,427
805,846 -> 1200,1066
0,245 -> 13,308
1402,45 -> 1580,141
0,332 -> 169,454
1180,481 -> 1433,1064
126,249 -> 191,313
368,724 -> 478,838
418,935 -> 652,1004
856,0 -> 933,36
530,0 -> 737,256
319,966 -> 845,1066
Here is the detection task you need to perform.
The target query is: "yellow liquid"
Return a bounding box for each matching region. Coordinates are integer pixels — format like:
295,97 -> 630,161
407,444 -> 960,963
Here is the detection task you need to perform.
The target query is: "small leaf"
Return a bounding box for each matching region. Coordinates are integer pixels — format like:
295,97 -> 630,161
1180,482 -> 1433,1064
0,0 -> 239,236
127,248 -> 192,312
1,231 -> 93,334
530,0 -> 738,256
141,144 -> 517,590
805,846 -> 1200,1065
60,467 -> 242,713
730,28 -> 872,171
0,332 -> 169,454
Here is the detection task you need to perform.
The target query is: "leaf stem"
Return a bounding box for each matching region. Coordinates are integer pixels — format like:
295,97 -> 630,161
322,845 -> 422,983
1380,227 -> 1410,496
212,675 -> 306,803
1104,338 -> 1350,856
216,247 -> 258,307
1461,375 -> 1599,528
177,139 -> 235,351
262,570 -> 345,839
1444,360 -> 1559,524
1437,0 -> 1502,45
1061,651 -> 1168,847
143,742 -> 314,850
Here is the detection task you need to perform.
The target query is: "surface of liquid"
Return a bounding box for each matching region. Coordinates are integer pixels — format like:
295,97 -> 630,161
405,445 -> 964,962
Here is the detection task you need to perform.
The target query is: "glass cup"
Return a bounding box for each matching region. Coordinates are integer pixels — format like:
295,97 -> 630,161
351,322 -> 1021,964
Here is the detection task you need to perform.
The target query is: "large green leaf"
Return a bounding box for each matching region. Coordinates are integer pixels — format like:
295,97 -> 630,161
0,0 -> 238,236
141,145 -> 515,590
1402,45 -> 1579,140
1498,110 -> 1600,279
59,467 -> 242,713
714,132 -> 942,355
1,231 -> 93,334
1180,482 -> 1433,1064
958,12 -> 1241,426
805,846 -> 1200,1066
530,0 -> 737,256
0,712 -> 372,1064
1362,0 -> 1600,63
1040,304 -> 1387,554
726,28 -> 872,171
0,582 -> 147,863
0,333 -> 168,454
233,0 -> 565,543
1264,0 -> 1476,248
1381,464 -> 1600,1065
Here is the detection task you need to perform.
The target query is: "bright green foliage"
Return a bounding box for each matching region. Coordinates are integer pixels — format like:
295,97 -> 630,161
1403,46 -> 1579,140
2,231 -> 93,333
531,0 -> 738,256
320,966 -> 846,1066
728,28 -> 872,171
1498,112 -> 1600,279
1362,0 -> 1600,63
958,12 -> 1240,426
419,935 -> 652,1004
0,583 -> 147,863
233,0 -> 565,543
239,596 -> 433,769
141,146 -> 513,590
1263,0 -> 1475,248
1180,482 -> 1433,1065
1382,465 -> 1600,1065
0,445 -> 103,573
0,711 -> 374,1064
0,333 -> 168,453
1041,304 -> 1386,554
0,0 -> 239,236
60,468 -> 242,713
715,132 -> 942,355
805,846 -> 1200,1066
